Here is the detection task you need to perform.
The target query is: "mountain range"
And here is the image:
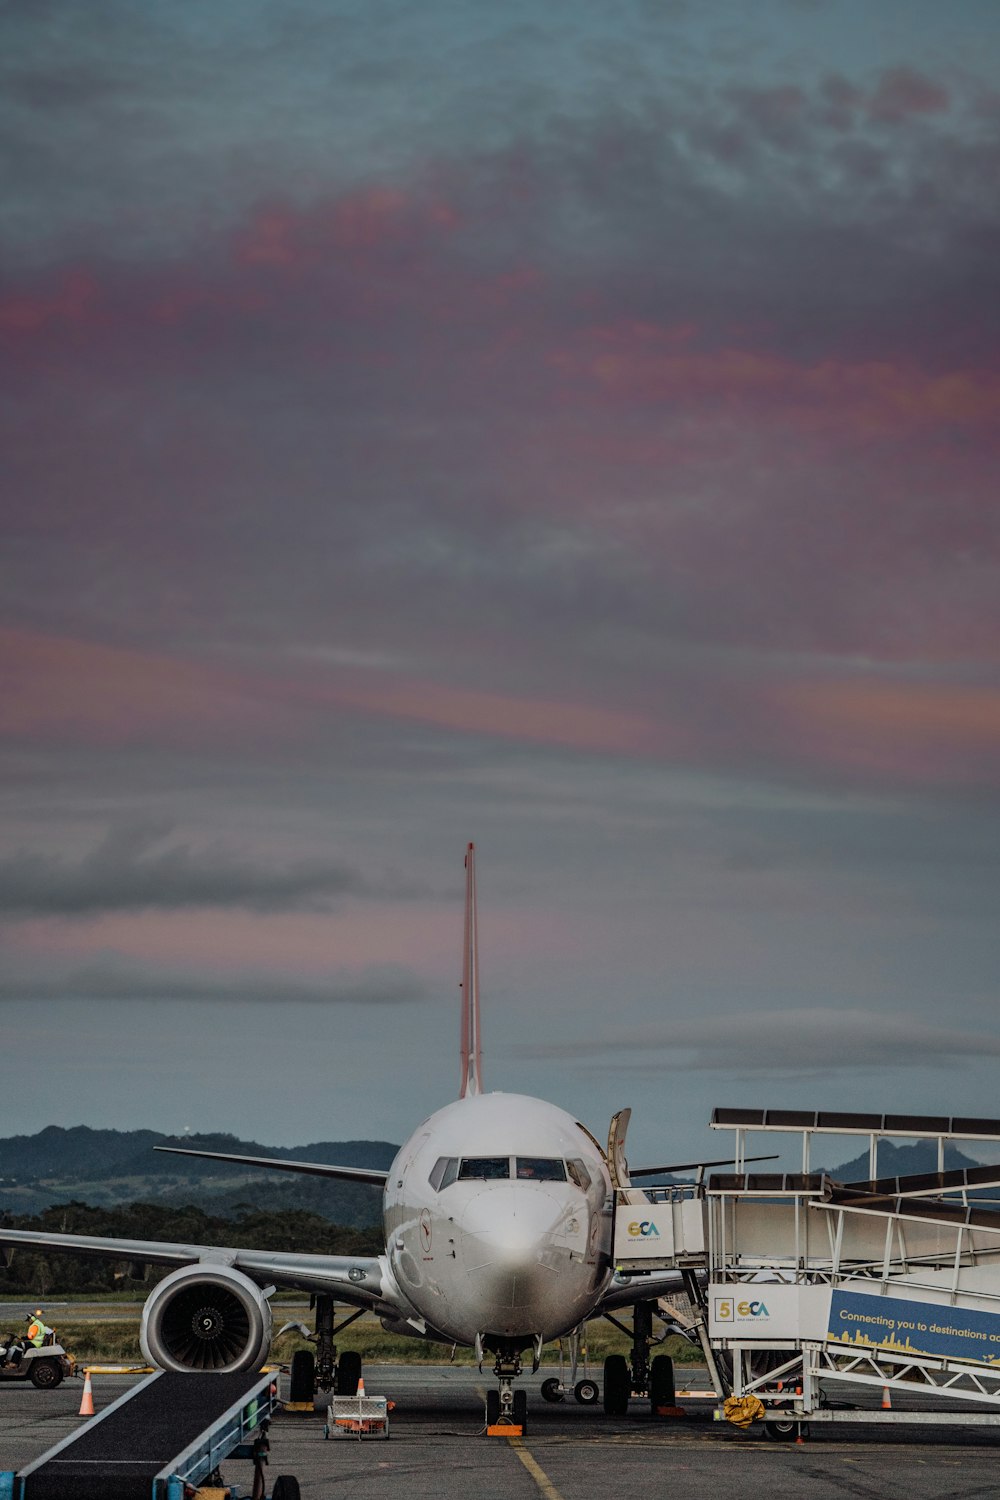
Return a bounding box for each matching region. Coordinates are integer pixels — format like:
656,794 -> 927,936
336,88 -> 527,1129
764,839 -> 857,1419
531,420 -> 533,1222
0,1125 -> 397,1226
1,1126 -> 993,1226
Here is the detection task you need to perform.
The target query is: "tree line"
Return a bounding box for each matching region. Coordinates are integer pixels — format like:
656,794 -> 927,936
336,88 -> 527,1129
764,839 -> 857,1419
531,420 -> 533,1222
0,1201 -> 382,1296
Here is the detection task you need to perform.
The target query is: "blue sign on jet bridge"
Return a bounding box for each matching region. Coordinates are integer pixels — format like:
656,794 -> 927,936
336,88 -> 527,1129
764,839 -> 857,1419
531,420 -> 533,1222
828,1289 -> 1000,1365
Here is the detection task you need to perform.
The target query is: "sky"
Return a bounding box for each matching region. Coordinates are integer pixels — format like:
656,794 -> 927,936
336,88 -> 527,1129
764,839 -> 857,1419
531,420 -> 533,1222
2,0 -> 999,1172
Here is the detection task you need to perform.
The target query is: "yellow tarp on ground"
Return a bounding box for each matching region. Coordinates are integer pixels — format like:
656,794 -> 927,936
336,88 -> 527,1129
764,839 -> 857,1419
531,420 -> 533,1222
723,1393 -> 766,1428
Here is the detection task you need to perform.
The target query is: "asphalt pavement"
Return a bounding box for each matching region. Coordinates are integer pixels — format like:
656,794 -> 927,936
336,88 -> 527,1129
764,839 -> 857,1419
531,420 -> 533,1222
5,1363 -> 1000,1499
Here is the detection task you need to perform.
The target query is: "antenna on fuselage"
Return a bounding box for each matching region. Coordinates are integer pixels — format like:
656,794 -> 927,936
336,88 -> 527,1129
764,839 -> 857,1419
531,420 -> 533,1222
459,841 -> 483,1097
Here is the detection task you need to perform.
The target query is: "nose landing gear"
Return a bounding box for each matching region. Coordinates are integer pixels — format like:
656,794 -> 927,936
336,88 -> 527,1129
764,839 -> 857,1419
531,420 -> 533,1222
484,1343 -> 528,1434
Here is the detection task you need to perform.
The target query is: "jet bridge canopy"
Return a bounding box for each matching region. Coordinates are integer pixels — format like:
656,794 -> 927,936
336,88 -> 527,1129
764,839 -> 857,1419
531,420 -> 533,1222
712,1107 -> 1000,1139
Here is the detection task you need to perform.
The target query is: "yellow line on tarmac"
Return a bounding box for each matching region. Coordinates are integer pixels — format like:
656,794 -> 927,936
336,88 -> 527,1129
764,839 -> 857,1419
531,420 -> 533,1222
508,1436 -> 566,1500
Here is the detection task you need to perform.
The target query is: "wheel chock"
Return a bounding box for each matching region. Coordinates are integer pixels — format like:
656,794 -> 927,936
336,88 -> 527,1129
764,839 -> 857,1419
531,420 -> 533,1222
487,1422 -> 524,1436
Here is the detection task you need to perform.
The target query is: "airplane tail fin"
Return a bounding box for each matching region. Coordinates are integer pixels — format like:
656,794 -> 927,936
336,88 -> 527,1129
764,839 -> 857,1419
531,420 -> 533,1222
459,842 -> 483,1097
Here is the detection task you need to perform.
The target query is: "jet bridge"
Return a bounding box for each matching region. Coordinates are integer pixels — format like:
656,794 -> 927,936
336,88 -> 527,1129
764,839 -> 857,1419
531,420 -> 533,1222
612,1108 -> 1000,1435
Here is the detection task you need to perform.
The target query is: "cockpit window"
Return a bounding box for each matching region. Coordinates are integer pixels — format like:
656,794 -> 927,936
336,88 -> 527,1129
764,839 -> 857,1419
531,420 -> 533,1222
458,1156 -> 510,1180
566,1158 -> 592,1191
429,1156 -> 460,1191
515,1157 -> 566,1181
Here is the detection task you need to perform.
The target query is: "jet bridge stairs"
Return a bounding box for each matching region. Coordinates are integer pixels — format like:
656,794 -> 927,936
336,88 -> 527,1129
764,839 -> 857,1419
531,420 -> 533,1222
614,1108 -> 1000,1436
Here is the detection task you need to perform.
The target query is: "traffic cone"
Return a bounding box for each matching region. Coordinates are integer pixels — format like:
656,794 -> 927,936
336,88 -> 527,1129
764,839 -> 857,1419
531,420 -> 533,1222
881,1385 -> 892,1410
79,1370 -> 94,1417
356,1376 -> 366,1398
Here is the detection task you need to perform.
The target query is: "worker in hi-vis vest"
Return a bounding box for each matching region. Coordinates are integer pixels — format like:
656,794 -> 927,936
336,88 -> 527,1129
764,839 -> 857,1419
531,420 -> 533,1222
24,1311 -> 52,1347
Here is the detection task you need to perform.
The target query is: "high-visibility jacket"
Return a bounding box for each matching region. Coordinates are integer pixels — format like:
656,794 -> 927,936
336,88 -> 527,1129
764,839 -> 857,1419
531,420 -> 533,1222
26,1318 -> 51,1347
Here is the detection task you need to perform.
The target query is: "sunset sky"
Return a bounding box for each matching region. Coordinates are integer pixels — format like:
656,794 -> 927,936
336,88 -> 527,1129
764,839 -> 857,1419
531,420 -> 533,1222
3,1 -> 999,1168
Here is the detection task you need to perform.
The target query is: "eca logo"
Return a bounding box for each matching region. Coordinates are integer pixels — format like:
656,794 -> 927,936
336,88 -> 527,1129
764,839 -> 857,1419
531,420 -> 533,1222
715,1297 -> 770,1321
627,1220 -> 661,1238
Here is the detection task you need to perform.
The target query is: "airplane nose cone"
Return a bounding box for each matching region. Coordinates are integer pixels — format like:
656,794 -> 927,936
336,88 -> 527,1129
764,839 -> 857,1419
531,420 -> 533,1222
461,1184 -> 562,1261
456,1185 -> 585,1332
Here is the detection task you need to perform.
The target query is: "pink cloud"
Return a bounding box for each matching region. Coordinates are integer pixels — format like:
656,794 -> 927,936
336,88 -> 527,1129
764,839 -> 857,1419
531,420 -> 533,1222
774,678 -> 1000,785
232,185 -> 460,271
0,628 -> 658,761
869,67 -> 950,123
548,321 -> 1000,442
322,675 -> 657,756
0,630 -> 279,749
12,906 -> 454,974
0,269 -> 101,334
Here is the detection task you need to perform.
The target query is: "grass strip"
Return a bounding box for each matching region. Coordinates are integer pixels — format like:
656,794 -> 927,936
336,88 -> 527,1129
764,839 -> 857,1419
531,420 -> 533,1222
48,1316 -> 703,1366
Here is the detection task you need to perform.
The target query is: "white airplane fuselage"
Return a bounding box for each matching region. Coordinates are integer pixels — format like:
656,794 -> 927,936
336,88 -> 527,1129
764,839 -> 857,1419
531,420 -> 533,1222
382,1091 -> 614,1348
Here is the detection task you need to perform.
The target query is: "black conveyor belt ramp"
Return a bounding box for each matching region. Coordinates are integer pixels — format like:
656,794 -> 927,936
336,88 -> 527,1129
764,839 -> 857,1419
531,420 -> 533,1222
16,1368 -> 273,1500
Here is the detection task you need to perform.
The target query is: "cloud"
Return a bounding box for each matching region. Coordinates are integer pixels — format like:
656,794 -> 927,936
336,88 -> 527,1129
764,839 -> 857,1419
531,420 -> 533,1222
0,955 -> 427,1006
775,679 -> 1000,784
0,57 -> 997,801
868,67 -> 950,124
0,823 -> 418,918
525,1008 -> 1000,1074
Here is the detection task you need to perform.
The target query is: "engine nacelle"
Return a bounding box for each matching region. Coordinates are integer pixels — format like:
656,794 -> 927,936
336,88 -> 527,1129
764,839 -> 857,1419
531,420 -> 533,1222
140,1263 -> 272,1374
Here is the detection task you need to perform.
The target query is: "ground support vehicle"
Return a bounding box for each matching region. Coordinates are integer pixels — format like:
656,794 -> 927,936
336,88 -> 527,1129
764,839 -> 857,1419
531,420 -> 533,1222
610,1106 -> 1000,1438
0,1367 -> 299,1498
323,1390 -> 389,1439
0,1344 -> 74,1390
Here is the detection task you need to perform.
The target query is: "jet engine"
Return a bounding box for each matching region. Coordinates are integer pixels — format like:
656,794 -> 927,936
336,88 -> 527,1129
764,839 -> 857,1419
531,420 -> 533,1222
140,1264 -> 272,1373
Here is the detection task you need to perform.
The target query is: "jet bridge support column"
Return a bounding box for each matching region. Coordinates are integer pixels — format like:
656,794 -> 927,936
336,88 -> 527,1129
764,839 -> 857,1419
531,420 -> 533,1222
682,1267 -> 728,1399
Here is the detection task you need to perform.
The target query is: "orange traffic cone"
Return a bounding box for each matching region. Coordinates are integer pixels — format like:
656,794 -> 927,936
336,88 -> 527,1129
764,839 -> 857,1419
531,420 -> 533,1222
881,1385 -> 892,1410
79,1370 -> 95,1417
356,1376 -> 366,1398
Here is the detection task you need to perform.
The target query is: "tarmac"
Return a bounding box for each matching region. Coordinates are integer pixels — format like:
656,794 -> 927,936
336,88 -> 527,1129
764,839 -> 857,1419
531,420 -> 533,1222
5,1363 -> 1000,1499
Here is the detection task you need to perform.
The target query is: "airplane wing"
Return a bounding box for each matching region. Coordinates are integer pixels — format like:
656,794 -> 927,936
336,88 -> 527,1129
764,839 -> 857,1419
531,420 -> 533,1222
153,1145 -> 389,1185
0,1227 -> 393,1308
595,1268 -> 691,1313
629,1153 -> 779,1179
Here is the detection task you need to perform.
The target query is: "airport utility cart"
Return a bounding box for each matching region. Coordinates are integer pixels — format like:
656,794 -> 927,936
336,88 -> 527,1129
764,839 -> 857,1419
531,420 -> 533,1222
613,1108 -> 1000,1437
323,1388 -> 390,1439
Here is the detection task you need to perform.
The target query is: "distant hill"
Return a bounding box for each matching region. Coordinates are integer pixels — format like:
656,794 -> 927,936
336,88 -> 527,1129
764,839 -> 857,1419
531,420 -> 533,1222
4,1127 -> 994,1227
0,1125 -> 398,1226
824,1139 -> 985,1185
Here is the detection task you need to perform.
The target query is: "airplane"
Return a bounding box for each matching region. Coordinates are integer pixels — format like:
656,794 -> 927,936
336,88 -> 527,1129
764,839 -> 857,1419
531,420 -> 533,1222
0,844 -> 712,1427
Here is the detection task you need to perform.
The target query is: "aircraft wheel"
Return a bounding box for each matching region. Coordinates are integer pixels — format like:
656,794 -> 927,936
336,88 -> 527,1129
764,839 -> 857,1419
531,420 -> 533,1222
602,1354 -> 630,1416
486,1389 -> 500,1427
513,1389 -> 528,1432
764,1418 -> 804,1441
272,1478 -> 301,1500
29,1360 -> 63,1390
540,1377 -> 564,1403
336,1350 -> 361,1395
289,1349 -> 315,1404
574,1378 -> 600,1405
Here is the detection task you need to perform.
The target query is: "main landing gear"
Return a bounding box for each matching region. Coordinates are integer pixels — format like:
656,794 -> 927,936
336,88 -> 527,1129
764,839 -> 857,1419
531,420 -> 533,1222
284,1296 -> 366,1404
600,1300 -> 683,1417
